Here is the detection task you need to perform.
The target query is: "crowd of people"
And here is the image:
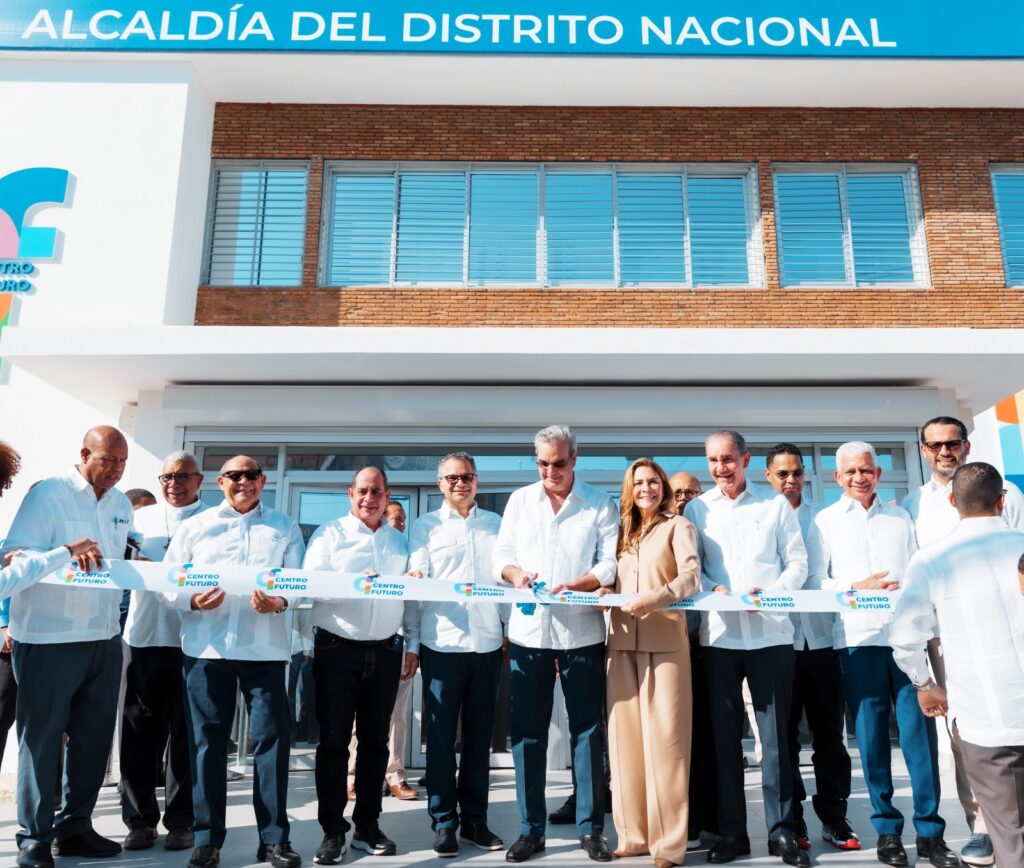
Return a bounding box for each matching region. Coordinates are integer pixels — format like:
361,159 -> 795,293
0,418 -> 1021,868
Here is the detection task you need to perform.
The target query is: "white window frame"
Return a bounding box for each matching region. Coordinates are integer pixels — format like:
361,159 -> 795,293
772,162 -> 931,289
319,161 -> 764,289
990,163 -> 1024,288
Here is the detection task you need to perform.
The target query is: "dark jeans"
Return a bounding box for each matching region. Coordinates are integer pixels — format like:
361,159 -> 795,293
704,643 -> 796,840
0,650 -> 17,770
12,637 -> 122,847
182,656 -> 291,848
509,641 -> 606,838
789,645 -> 852,827
421,646 -> 502,831
837,646 -> 944,838
120,644 -> 193,832
313,629 -> 402,836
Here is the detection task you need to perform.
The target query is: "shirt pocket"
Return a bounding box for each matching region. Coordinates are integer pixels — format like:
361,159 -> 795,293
249,527 -> 285,565
64,520 -> 95,554
743,522 -> 776,564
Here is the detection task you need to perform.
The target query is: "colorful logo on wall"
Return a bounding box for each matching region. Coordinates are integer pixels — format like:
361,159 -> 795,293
0,167 -> 71,288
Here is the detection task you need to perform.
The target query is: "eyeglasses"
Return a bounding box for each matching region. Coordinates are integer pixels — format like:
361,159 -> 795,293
923,439 -> 965,453
773,469 -> 804,480
537,459 -> 571,469
158,472 -> 200,485
221,469 -> 262,482
673,489 -> 701,499
441,473 -> 476,486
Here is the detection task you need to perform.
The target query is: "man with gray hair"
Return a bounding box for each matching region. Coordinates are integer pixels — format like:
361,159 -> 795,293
494,425 -> 618,863
120,451 -> 208,852
806,442 -> 957,867
686,430 -> 808,867
409,452 -> 505,858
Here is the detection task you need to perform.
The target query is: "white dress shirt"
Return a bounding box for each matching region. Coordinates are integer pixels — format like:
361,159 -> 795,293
304,512 -> 418,653
409,503 -> 504,654
890,517 -> 1024,748
686,484 -> 808,650
806,494 -> 917,649
0,547 -> 78,599
790,498 -> 836,651
124,498 -> 209,649
902,477 -> 1024,549
164,500 -> 305,662
492,476 -> 618,651
2,467 -> 131,644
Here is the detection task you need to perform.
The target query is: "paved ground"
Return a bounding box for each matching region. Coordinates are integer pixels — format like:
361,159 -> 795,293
0,751 -> 978,867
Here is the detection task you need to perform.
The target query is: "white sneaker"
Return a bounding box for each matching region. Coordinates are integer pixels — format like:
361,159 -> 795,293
960,833 -> 994,866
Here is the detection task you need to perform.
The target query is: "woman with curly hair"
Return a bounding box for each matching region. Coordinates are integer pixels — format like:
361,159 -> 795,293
602,458 -> 701,867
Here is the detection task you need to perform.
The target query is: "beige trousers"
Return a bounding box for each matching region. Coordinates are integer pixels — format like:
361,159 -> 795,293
348,677 -> 413,787
607,648 -> 692,864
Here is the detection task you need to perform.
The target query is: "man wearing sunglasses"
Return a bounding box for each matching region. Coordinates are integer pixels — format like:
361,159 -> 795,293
764,444 -> 858,854
901,415 -> 1024,867
120,451 -> 208,854
164,456 -> 305,868
494,425 -> 619,864
409,452 -> 505,858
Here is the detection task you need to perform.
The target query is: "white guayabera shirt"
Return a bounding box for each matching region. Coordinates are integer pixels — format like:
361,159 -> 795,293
2,467 -> 132,643
164,500 -> 305,662
790,498 -> 836,651
493,476 -> 618,651
902,477 -> 1024,549
410,502 -> 504,654
125,498 -> 209,648
806,494 -> 917,649
686,484 -> 808,650
890,517 -> 1024,748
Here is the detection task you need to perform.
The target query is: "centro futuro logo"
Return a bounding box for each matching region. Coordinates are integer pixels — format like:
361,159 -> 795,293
167,563 -> 220,588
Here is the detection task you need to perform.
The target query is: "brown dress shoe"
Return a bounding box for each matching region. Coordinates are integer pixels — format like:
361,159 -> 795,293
388,781 -> 419,800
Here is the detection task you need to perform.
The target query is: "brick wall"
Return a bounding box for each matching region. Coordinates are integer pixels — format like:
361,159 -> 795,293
196,105 -> 1024,328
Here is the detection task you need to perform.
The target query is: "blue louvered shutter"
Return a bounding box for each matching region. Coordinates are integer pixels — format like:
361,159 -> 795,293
617,174 -> 685,284
395,173 -> 466,283
774,172 -> 848,286
846,174 -> 914,284
205,163 -> 307,286
544,173 -> 615,284
468,173 -> 538,283
688,175 -> 751,286
328,174 -> 395,286
992,171 -> 1024,286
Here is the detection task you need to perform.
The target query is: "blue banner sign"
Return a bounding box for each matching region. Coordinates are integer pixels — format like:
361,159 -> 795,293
0,1 -> 1020,57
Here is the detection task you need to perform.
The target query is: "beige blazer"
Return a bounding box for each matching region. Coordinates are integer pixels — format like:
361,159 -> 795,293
608,513 -> 701,653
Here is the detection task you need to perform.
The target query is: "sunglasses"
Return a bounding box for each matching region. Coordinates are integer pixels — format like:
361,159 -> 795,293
537,459 -> 571,469
441,473 -> 477,485
221,469 -> 262,482
923,440 -> 965,453
158,472 -> 200,485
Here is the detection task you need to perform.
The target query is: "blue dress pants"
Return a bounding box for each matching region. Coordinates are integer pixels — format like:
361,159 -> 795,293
12,637 -> 122,847
836,645 -> 944,838
182,656 -> 291,848
509,641 -> 606,838
421,645 -> 502,831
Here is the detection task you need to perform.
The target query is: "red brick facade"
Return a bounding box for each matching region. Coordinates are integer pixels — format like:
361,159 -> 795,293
196,105 -> 1024,328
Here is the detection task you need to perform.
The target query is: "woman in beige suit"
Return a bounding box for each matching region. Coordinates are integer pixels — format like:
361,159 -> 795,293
604,458 -> 701,867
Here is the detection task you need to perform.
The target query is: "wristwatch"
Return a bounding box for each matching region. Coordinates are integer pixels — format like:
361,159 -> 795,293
913,676 -> 936,691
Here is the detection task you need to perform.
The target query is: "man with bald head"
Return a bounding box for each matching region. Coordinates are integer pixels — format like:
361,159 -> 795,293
2,426 -> 133,868
669,472 -> 702,515
165,455 -> 305,868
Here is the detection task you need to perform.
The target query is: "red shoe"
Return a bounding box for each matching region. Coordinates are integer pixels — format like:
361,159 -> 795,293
821,818 -> 861,851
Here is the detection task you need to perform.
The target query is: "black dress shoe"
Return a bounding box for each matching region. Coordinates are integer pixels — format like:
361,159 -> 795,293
187,845 -> 221,868
506,835 -> 545,863
708,837 -> 752,864
313,834 -> 346,865
433,829 -> 458,858
17,844 -> 54,868
876,835 -> 909,866
548,796 -> 575,824
460,824 -> 504,851
768,833 -> 811,867
580,835 -> 613,862
916,838 -> 961,867
52,830 -> 123,858
257,842 -> 302,868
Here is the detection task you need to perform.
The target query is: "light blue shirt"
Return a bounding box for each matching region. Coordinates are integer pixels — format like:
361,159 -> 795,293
2,467 -> 132,644
164,500 -> 305,661
410,503 -> 504,654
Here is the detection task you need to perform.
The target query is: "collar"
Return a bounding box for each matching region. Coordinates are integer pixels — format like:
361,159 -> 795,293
165,498 -> 205,522
925,477 -> 953,494
67,466 -> 91,492
217,499 -> 264,519
953,515 -> 1008,536
532,474 -> 582,504
837,493 -> 885,515
705,481 -> 762,505
340,510 -> 387,535
439,502 -> 477,521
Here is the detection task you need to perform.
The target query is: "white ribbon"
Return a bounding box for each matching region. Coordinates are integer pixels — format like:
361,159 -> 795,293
42,559 -> 897,613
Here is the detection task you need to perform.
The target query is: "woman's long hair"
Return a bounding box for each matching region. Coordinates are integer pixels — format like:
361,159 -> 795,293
618,457 -> 673,557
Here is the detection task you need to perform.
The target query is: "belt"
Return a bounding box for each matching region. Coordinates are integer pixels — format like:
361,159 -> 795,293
314,627 -> 400,649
